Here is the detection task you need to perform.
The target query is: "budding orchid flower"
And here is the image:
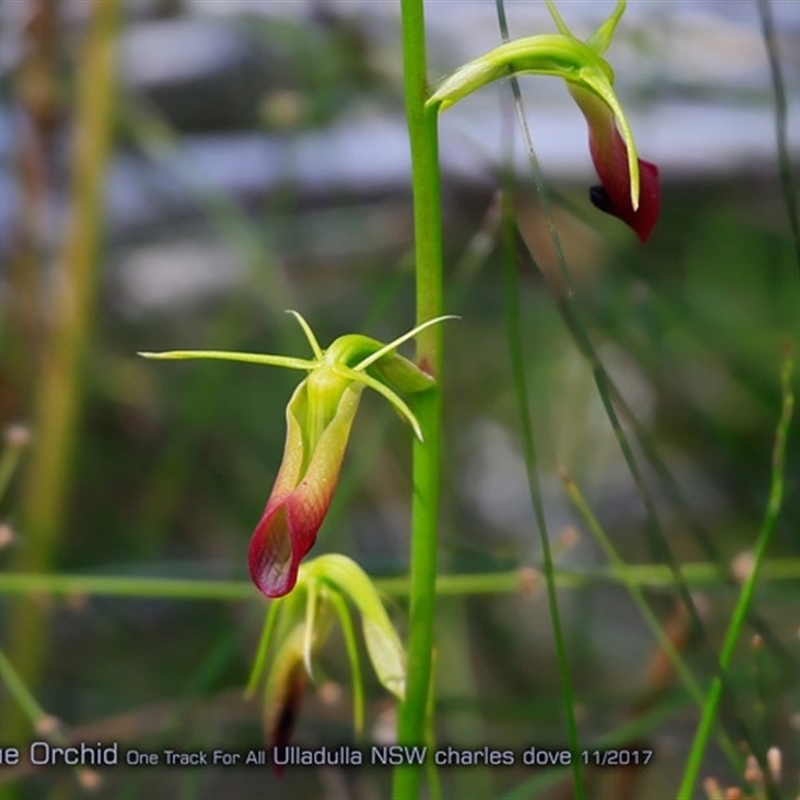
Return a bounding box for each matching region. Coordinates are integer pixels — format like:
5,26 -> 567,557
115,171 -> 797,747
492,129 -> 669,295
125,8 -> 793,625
140,312 -> 453,598
427,0 -> 659,242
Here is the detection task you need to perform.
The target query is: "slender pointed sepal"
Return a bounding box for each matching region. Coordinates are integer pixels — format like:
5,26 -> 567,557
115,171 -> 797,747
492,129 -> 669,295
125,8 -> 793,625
586,0 -> 627,54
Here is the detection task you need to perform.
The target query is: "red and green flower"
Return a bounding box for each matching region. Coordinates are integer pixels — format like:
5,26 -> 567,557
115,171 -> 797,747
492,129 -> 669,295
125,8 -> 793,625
141,312 -> 452,598
427,0 -> 659,241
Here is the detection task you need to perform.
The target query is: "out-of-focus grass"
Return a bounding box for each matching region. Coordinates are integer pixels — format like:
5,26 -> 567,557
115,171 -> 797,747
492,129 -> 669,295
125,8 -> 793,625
1,0 -> 120,752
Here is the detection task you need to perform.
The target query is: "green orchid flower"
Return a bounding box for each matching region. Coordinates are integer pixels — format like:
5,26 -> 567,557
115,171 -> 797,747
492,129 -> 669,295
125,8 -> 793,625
248,554 -> 406,760
140,312 -> 455,598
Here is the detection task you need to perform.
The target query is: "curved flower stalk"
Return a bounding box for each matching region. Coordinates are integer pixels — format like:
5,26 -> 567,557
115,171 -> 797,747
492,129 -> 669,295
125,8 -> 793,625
140,311 -> 454,598
426,0 -> 659,242
248,554 -> 406,758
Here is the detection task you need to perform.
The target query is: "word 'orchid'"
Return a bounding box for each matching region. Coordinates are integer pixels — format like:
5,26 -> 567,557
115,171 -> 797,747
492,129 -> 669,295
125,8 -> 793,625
427,0 -> 659,242
141,312 -> 452,598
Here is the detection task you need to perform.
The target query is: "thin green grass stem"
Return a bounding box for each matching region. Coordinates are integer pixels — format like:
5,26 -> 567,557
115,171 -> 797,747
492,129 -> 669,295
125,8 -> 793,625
502,699 -> 680,800
676,348 -> 794,800
601,369 -> 794,683
492,6 -> 584,792
561,469 -> 742,772
499,196 -> 584,799
0,648 -> 47,729
3,558 -> 800,601
758,0 -> 800,276
394,2 -> 445,798
493,1 -> 704,645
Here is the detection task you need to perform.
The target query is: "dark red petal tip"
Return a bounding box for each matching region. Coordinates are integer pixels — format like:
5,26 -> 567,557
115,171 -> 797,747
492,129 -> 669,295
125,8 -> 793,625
591,150 -> 660,242
248,502 -> 305,599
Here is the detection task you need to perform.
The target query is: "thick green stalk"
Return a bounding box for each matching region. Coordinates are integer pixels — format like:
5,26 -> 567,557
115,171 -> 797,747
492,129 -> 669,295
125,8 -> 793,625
394,2 -> 444,798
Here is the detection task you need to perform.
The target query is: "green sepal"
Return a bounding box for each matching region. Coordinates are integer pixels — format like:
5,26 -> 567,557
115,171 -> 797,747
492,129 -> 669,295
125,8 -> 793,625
303,554 -> 406,700
246,599 -> 283,697
427,34 -> 613,113
543,0 -> 626,54
368,352 -> 435,395
328,590 -> 366,737
585,0 -> 626,54
141,313 -> 455,447
303,579 -> 321,678
138,349 -> 316,371
323,333 -> 386,369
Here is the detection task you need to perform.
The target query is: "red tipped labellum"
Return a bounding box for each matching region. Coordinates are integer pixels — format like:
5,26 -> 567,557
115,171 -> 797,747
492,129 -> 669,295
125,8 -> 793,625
579,94 -> 660,242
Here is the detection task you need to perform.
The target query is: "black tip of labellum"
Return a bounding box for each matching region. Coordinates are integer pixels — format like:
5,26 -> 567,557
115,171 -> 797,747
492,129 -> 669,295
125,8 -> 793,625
269,665 -> 307,777
589,184 -> 614,215
587,158 -> 660,243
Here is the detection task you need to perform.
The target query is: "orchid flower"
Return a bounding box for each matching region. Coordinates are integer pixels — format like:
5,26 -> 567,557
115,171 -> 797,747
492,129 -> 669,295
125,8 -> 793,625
140,312 -> 454,598
246,554 -> 406,763
427,0 -> 659,242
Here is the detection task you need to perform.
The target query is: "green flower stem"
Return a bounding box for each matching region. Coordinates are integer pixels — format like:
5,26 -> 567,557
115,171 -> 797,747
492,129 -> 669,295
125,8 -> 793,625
677,349 -> 794,800
394,2 -> 445,798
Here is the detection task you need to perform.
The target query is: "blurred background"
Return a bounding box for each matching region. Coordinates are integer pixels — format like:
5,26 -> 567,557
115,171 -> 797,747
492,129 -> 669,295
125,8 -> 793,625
1,1 -> 799,798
